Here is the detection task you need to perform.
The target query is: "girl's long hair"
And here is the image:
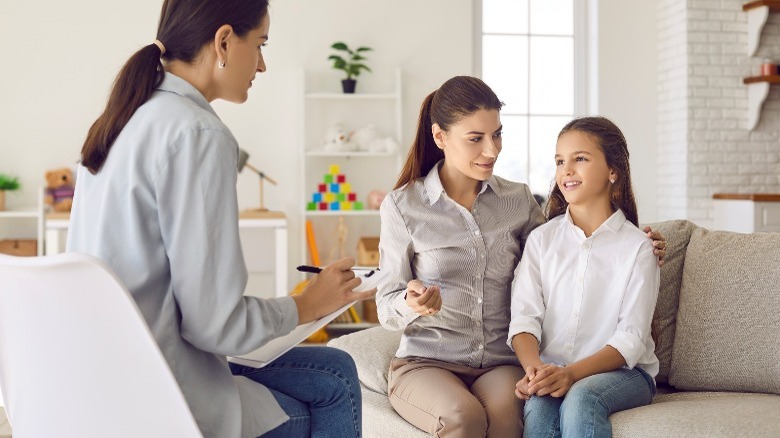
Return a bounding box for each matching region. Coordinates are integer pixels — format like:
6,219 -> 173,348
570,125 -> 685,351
545,116 -> 639,226
80,0 -> 269,174
394,76 -> 503,189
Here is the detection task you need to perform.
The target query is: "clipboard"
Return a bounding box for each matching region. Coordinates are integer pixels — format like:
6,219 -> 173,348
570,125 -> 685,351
228,268 -> 386,368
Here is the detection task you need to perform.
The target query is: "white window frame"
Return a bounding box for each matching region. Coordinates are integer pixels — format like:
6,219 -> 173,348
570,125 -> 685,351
473,0 -> 593,192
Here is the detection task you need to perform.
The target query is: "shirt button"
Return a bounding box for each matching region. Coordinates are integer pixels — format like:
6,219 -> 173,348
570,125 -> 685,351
480,253 -> 485,258
477,298 -> 483,304
476,320 -> 482,326
583,242 -> 591,250
478,344 -> 484,350
474,230 -> 480,236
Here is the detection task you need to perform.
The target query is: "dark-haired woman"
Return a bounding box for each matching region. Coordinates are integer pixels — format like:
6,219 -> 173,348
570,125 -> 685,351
67,1 -> 370,437
375,76 -> 666,437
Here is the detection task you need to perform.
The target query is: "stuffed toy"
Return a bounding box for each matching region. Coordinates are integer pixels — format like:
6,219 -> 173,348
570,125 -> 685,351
44,167 -> 75,212
322,124 -> 357,152
367,189 -> 387,210
351,124 -> 400,154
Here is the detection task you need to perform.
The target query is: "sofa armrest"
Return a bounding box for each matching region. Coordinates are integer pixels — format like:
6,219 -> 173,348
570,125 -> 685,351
328,326 -> 402,395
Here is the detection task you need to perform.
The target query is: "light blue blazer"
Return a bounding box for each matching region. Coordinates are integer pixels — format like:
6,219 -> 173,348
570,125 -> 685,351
67,72 -> 298,438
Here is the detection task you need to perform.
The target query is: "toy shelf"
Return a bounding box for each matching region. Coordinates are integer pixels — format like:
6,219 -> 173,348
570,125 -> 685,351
305,210 -> 380,217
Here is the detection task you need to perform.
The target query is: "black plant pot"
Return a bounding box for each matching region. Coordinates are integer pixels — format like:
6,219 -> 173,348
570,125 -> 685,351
341,78 -> 357,94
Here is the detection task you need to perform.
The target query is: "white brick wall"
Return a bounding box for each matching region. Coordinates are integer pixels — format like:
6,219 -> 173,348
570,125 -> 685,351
658,0 -> 780,225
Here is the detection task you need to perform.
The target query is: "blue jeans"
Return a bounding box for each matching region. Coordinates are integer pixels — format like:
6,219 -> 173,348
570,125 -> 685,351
523,367 -> 655,438
229,346 -> 362,438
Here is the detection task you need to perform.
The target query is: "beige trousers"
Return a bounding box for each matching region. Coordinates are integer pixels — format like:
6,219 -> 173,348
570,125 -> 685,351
388,357 -> 524,438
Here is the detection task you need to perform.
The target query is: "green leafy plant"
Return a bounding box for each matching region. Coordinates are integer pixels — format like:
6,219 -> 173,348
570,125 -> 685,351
0,174 -> 20,191
328,42 -> 372,80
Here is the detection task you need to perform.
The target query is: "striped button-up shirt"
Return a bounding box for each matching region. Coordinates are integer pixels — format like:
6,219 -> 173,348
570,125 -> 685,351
377,161 -> 545,368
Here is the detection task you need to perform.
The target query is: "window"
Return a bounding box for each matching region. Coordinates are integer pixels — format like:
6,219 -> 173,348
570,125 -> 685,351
478,0 -> 581,198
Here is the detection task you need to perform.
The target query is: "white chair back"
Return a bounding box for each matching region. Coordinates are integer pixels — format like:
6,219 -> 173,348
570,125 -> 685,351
0,253 -> 203,437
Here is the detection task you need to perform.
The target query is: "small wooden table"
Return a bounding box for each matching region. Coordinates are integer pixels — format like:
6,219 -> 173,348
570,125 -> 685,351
712,193 -> 780,233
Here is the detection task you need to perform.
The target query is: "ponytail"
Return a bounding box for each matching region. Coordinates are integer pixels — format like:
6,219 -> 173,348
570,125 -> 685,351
394,91 -> 443,189
81,44 -> 164,174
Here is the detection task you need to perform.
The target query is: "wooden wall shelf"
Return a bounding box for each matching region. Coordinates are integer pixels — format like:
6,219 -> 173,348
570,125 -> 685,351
744,1 -> 780,56
743,1 -> 780,12
743,75 -> 780,84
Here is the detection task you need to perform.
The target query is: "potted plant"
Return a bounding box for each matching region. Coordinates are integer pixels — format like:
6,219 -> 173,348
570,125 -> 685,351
328,42 -> 372,93
0,173 -> 20,211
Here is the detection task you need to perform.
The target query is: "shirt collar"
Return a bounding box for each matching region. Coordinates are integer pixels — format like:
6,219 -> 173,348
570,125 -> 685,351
564,207 -> 627,235
423,159 -> 500,205
157,72 -> 218,118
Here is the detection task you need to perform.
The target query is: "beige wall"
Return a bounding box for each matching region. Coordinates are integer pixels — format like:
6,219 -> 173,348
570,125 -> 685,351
595,0 -> 659,224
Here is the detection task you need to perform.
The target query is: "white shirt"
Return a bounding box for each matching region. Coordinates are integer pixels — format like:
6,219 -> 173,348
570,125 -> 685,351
68,73 -> 297,438
377,161 -> 546,368
507,209 -> 660,377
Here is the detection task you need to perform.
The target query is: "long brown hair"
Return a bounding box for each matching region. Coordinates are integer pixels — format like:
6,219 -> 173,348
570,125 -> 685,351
545,116 -> 640,226
394,76 -> 503,189
80,0 -> 269,174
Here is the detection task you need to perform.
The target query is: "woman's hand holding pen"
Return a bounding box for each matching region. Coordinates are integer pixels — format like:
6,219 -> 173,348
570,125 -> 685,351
405,280 -> 442,316
292,257 -> 376,324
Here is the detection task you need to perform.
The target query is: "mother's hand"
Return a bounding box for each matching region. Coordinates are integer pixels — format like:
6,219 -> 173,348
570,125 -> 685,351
643,226 -> 667,267
405,280 -> 442,316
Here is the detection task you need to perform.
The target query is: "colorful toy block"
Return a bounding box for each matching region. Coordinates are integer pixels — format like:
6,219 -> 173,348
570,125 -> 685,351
306,164 -> 367,212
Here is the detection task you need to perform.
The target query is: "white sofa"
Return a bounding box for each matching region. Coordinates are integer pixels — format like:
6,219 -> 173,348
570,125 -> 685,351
329,220 -> 780,437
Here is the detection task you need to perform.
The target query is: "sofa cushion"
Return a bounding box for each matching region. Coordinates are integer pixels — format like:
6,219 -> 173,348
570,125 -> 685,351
328,326 -> 402,395
610,391 -> 780,437
669,228 -> 780,394
643,220 -> 697,384
361,388 -> 427,438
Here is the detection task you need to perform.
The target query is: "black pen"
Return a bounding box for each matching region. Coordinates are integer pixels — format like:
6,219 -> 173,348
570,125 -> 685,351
296,265 -> 378,277
296,265 -> 323,274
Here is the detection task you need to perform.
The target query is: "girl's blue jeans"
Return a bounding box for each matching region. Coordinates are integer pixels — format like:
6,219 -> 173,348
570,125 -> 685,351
229,346 -> 362,438
523,367 -> 655,438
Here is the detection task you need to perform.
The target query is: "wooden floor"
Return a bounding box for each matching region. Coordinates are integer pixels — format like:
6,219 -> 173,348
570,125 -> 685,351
0,407 -> 11,438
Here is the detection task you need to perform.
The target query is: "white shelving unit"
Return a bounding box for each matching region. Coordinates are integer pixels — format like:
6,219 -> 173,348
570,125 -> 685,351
299,68 -> 402,272
0,188 -> 45,256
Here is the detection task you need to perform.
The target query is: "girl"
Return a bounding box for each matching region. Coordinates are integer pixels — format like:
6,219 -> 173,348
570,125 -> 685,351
376,78 -> 665,437
67,1 -> 372,437
508,116 -> 659,438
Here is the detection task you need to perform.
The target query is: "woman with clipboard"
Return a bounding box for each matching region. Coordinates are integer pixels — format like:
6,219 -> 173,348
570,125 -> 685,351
67,1 -> 374,437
